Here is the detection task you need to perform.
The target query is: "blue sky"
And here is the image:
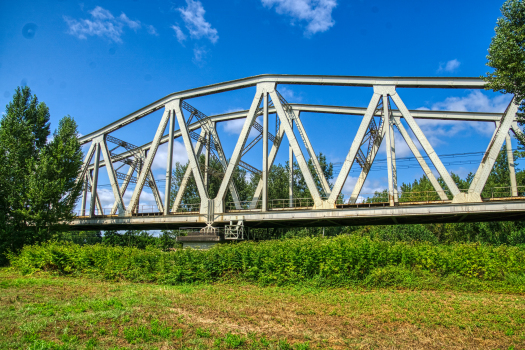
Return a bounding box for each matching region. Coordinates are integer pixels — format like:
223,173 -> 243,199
0,0 -> 515,210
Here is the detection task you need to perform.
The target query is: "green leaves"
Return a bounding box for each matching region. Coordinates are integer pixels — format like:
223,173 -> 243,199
484,0 -> 525,121
0,87 -> 83,264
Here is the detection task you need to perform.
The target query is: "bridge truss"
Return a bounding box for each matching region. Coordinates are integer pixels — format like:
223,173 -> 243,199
72,75 -> 525,230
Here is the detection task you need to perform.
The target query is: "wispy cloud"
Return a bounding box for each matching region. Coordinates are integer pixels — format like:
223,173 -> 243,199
64,6 -> 155,43
172,0 -> 218,63
437,59 -> 460,73
171,25 -> 187,43
261,0 -> 338,36
415,91 -> 512,145
175,0 -> 218,43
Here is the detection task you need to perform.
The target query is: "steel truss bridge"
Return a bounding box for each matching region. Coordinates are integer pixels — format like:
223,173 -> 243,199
72,74 -> 525,231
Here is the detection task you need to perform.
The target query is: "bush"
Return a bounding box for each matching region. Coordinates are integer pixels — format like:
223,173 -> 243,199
8,236 -> 525,287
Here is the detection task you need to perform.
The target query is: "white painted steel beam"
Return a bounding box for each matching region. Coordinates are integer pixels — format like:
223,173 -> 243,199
293,110 -> 331,195
506,133 -> 518,197
79,75 -> 486,145
390,90 -> 461,197
468,99 -> 518,201
262,92 -> 269,211
174,100 -> 209,213
171,128 -> 206,213
128,104 -> 172,213
349,122 -> 386,204
110,164 -> 135,215
89,142 -> 101,217
99,136 -> 126,216
164,111 -> 175,215
270,89 -> 323,208
328,93 -> 382,206
214,85 -> 265,213
393,117 -> 447,200
383,95 -> 398,206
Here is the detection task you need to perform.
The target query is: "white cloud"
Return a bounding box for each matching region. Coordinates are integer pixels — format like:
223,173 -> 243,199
176,0 -> 218,43
147,25 -> 159,36
171,25 -> 187,43
261,0 -> 337,36
279,86 -> 302,102
222,116 -> 262,139
413,91 -> 512,146
152,141 -> 189,170
64,6 -> 153,43
193,45 -> 208,63
437,59 -> 460,73
339,175 -> 386,202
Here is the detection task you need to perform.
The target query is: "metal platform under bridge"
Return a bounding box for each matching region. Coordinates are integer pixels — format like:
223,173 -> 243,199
72,74 -> 525,232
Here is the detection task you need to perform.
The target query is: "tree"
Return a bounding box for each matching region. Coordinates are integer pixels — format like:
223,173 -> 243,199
483,0 -> 525,126
0,87 -> 83,263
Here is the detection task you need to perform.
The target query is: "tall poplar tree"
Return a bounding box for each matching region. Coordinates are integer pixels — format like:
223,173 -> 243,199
0,87 -> 83,263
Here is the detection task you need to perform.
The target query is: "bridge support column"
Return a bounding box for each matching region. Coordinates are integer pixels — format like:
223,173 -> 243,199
164,109 -> 175,215
289,120 -> 294,208
506,132 -> 518,197
383,94 -> 398,206
262,91 -> 269,211
81,175 -> 88,216
89,143 -> 101,217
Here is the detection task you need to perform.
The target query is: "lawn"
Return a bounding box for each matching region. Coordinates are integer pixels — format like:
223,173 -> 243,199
1,269 -> 524,349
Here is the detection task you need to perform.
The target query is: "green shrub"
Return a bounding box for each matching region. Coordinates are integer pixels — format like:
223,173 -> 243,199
8,236 -> 525,287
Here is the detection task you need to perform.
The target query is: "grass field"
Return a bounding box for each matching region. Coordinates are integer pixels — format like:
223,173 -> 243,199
1,269 -> 524,349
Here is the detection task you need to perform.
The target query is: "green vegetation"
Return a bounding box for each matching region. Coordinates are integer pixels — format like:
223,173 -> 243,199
484,0 -> 525,122
1,269 -> 524,349
0,87 -> 83,265
8,236 -> 525,293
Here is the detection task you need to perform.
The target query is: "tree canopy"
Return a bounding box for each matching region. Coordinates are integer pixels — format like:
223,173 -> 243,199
0,87 -> 83,264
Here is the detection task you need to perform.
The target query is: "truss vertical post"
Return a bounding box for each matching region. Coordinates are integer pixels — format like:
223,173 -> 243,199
87,169 -> 103,215
171,128 -> 206,212
349,124 -> 386,204
164,110 -> 175,215
99,135 -> 126,216
328,93 -> 382,207
383,95 -> 398,206
468,99 -> 518,201
393,117 -> 448,200
128,102 -> 173,213
89,142 -> 101,217
389,90 -> 461,199
111,164 -> 135,215
249,126 -> 285,209
270,90 -> 323,208
174,100 -> 209,214
262,92 -> 269,211
214,84 -> 266,213
289,119 -> 294,208
506,133 -> 518,197
204,131 -> 210,189
81,175 -> 88,216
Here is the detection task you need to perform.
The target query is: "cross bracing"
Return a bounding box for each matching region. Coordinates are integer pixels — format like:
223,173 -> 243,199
72,75 -> 525,229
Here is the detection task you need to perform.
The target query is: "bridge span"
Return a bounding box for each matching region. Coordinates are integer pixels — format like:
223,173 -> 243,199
71,74 -> 525,232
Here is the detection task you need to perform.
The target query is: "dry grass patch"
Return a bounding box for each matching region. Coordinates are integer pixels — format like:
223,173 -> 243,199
1,269 -> 524,349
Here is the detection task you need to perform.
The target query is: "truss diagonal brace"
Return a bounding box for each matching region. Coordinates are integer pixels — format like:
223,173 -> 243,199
174,100 -> 209,214
466,99 -> 518,202
171,128 -> 207,212
214,84 -> 266,213
349,121 -> 386,204
389,89 -> 461,198
111,164 -> 135,215
128,104 -> 173,213
393,117 -> 448,200
270,89 -> 323,208
99,135 -> 126,216
328,93 -> 382,206
293,110 -> 332,196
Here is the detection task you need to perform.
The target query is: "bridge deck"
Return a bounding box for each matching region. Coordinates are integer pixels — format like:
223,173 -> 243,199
69,198 -> 525,230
